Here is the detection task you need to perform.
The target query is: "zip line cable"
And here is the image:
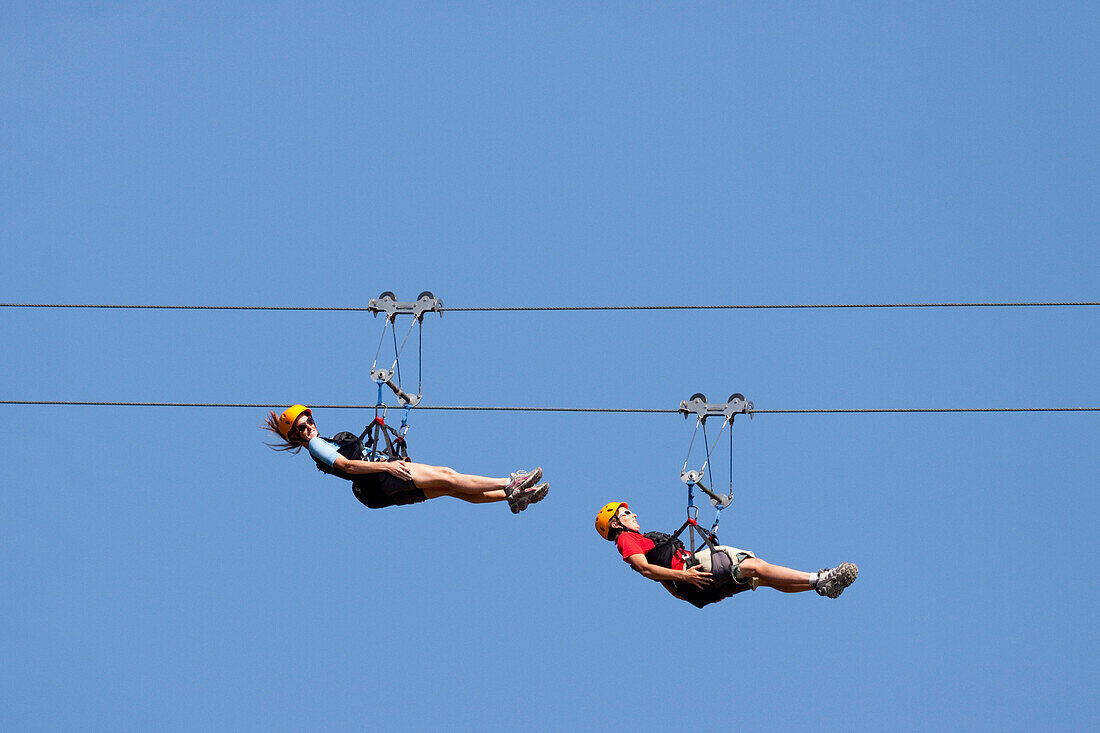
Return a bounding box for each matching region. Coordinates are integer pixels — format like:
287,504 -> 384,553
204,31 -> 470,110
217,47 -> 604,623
0,301 -> 1097,312
0,401 -> 1096,414
444,302 -> 1100,312
3,299 -> 1096,414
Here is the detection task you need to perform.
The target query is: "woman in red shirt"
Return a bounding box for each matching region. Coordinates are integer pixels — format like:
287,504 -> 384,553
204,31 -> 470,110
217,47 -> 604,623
596,502 -> 858,602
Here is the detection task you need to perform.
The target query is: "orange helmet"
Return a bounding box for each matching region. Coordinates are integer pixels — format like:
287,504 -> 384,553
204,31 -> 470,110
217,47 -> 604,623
277,405 -> 311,439
595,501 -> 629,541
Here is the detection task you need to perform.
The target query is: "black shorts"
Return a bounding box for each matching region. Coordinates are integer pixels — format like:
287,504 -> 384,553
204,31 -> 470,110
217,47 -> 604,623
352,473 -> 426,509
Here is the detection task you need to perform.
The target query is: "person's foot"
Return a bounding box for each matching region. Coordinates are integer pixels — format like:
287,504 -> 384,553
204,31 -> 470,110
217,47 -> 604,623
508,482 -> 548,514
815,562 -> 859,598
505,468 -> 543,513
524,482 -> 549,508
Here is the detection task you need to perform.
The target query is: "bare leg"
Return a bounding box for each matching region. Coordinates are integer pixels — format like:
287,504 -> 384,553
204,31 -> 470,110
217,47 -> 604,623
405,463 -> 509,503
738,558 -> 814,593
759,580 -> 812,593
438,491 -> 505,504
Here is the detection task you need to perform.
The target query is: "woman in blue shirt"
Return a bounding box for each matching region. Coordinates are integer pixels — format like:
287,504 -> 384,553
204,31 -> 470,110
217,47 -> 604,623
265,405 -> 548,513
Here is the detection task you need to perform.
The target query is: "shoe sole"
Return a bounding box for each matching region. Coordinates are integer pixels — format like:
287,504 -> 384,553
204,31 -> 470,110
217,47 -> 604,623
510,482 -> 549,514
525,482 -> 549,506
827,562 -> 859,598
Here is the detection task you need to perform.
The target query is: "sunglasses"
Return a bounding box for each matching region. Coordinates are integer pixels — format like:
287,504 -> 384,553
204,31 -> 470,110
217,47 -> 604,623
295,415 -> 315,433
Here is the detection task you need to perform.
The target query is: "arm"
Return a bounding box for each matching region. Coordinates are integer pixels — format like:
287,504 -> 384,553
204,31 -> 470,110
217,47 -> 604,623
307,438 -> 414,481
333,456 -> 413,481
625,553 -> 711,589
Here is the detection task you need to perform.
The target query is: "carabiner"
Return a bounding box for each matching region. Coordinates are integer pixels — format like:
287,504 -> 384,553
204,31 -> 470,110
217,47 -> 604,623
711,504 -> 724,534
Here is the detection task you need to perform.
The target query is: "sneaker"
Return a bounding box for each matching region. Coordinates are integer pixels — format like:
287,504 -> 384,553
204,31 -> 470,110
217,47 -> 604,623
525,482 -> 549,506
505,468 -> 543,513
505,467 -> 542,494
815,562 -> 859,598
508,482 -> 549,514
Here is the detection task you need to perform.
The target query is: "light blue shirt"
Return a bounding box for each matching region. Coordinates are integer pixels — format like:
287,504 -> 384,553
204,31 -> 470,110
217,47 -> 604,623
307,436 -> 341,467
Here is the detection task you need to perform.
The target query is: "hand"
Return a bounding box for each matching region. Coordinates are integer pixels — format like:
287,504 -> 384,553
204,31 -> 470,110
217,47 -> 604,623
386,461 -> 413,481
680,565 -> 712,589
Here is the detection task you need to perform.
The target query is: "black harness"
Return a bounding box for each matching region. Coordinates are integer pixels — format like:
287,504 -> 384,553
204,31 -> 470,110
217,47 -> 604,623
311,418 -> 413,481
636,520 -> 753,609
311,430 -> 367,481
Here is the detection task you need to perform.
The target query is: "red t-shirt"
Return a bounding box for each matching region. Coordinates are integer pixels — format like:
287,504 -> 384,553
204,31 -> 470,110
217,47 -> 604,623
616,532 -> 686,570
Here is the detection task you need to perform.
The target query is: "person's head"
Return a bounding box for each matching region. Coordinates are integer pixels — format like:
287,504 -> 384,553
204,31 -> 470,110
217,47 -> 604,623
595,501 -> 640,542
262,404 -> 318,452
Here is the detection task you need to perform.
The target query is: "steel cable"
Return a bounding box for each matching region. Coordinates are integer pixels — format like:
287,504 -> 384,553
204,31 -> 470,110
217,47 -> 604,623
0,401 -> 1096,413
1,301 -> 1098,312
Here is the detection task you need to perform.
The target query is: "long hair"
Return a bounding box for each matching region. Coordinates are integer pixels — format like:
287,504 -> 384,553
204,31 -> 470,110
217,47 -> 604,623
262,411 -> 305,453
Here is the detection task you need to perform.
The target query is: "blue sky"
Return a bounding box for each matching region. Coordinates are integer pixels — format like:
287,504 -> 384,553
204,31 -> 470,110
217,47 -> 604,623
2,3 -> 1097,731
